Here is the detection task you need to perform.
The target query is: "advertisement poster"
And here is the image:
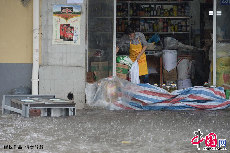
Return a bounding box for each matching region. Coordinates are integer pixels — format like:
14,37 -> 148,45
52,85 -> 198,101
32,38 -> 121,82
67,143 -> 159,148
53,5 -> 81,45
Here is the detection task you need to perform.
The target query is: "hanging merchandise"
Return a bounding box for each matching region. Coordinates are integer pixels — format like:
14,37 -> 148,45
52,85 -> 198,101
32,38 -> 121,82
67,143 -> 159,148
129,61 -> 140,84
163,50 -> 177,72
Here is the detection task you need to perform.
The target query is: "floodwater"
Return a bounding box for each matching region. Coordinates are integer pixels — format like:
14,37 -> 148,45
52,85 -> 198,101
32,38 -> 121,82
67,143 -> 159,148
0,109 -> 230,153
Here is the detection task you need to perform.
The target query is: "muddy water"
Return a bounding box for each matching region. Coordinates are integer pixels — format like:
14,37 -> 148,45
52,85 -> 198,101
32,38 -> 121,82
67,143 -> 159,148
0,110 -> 229,153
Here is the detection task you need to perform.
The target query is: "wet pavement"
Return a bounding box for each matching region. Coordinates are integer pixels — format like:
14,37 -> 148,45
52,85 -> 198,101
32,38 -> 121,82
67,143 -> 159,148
0,109 -> 230,153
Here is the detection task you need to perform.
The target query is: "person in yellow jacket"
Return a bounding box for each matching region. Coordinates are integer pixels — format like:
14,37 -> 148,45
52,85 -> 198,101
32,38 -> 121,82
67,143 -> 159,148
116,27 -> 149,83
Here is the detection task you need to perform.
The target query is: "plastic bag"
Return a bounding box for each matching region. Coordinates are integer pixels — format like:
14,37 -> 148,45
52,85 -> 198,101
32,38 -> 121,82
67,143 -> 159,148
129,60 -> 140,84
85,77 -> 129,110
163,50 -> 177,72
148,34 -> 160,43
164,37 -> 178,50
116,55 -> 133,68
177,59 -> 192,80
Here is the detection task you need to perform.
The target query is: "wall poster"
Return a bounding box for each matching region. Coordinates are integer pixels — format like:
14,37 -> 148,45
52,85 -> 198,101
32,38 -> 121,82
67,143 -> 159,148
53,5 -> 81,45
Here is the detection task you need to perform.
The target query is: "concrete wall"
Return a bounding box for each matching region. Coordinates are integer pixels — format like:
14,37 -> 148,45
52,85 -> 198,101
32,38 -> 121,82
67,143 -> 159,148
0,64 -> 32,102
0,0 -> 34,104
40,0 -> 86,109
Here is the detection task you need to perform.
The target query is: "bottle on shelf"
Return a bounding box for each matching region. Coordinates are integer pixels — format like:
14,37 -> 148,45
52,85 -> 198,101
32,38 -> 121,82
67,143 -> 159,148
159,19 -> 163,32
121,20 -> 125,32
150,5 -> 154,17
153,21 -> 158,32
160,5 -> 164,17
154,5 -> 157,16
140,19 -> 145,32
130,5 -> 133,16
145,21 -> 149,32
181,4 -> 185,16
133,3 -> 137,16
157,6 -> 161,16
164,9 -> 169,17
173,5 -> 177,17
181,21 -> 187,32
177,5 -> 182,16
178,21 -> 182,32
174,23 -> 178,32
149,22 -> 153,32
169,8 -> 174,17
139,6 -> 145,16
145,5 -> 149,17
163,19 -> 168,32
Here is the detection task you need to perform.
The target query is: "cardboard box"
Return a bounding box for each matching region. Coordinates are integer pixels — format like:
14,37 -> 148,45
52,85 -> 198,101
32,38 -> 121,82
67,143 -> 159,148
91,61 -> 109,71
116,63 -> 129,80
94,71 -> 109,81
163,68 -> 177,81
91,61 -> 109,81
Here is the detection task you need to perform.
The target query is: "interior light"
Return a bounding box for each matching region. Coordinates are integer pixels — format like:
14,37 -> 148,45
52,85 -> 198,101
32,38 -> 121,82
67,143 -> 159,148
209,11 -> 222,16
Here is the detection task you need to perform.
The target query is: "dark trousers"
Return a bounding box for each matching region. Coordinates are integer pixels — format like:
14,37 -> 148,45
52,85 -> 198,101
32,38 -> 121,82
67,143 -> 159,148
140,74 -> 149,83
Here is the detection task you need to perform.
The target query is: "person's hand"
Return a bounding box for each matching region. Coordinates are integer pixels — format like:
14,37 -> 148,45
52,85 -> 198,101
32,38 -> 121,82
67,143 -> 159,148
116,47 -> 119,54
136,54 -> 141,62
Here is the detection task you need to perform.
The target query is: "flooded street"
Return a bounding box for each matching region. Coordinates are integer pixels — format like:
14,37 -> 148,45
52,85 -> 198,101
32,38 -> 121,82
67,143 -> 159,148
0,109 -> 230,153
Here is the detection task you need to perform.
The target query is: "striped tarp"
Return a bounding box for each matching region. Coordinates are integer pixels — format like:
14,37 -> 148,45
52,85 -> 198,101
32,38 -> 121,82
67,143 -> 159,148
112,83 -> 230,110
86,77 -> 230,110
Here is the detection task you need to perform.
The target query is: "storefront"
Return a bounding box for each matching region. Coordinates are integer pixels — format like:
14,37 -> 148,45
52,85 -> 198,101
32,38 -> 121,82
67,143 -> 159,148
87,0 -> 230,90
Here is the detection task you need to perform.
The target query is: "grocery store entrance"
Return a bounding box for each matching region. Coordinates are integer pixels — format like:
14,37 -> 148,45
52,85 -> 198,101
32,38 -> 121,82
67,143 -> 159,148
87,0 -> 230,90
116,0 -> 214,89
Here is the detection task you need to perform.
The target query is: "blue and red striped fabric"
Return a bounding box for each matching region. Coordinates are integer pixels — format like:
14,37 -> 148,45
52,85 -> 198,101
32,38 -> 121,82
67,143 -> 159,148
112,84 -> 230,110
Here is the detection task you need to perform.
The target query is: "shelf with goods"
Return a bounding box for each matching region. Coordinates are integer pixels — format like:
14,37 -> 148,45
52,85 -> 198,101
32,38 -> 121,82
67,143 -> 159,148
116,0 -> 192,44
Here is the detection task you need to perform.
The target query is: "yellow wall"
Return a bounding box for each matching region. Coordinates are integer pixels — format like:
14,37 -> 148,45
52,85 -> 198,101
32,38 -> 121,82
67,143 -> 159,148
0,0 -> 33,63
